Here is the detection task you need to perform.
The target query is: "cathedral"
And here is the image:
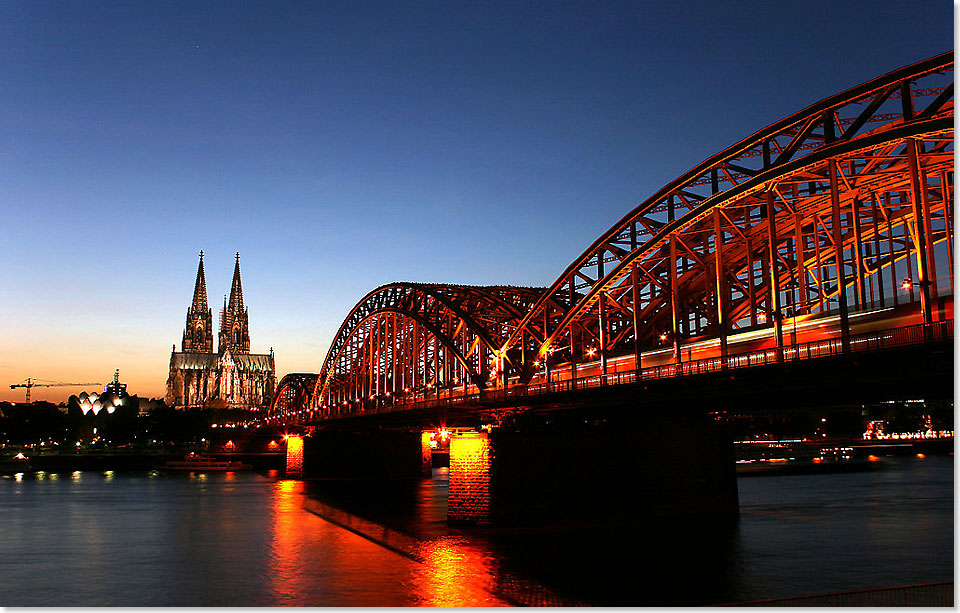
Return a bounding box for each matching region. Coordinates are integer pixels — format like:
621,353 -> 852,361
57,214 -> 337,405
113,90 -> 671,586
165,252 -> 276,410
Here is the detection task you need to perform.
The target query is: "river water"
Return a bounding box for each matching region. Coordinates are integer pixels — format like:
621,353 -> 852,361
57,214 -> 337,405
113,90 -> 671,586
0,455 -> 952,606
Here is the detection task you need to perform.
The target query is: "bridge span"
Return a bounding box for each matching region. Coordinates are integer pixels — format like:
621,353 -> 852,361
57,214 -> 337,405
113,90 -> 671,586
268,53 -> 954,526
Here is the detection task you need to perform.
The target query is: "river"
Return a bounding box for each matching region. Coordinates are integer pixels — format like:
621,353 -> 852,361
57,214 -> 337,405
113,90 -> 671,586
0,454 -> 952,606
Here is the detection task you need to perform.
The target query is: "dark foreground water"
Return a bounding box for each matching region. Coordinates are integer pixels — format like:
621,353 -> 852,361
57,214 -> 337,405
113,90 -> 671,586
0,455 -> 952,606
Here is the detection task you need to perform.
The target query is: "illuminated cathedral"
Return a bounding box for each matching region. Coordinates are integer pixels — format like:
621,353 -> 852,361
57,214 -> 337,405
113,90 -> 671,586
165,252 -> 276,410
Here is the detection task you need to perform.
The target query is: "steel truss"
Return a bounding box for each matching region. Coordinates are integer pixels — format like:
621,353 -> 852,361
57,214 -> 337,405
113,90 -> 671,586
282,283 -> 545,422
269,373 -> 318,418
502,51 -> 953,383
273,53 -> 953,424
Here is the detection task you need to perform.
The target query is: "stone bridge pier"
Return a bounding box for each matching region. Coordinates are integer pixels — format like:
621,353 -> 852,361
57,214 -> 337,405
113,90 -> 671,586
285,408 -> 738,528
447,410 -> 738,526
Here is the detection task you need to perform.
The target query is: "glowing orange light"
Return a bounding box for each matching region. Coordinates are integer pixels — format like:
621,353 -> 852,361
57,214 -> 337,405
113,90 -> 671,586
448,432 -> 490,525
901,278 -> 913,290
916,453 -> 926,459
868,454 -> 880,462
659,332 -> 668,342
586,348 -> 596,357
421,431 -> 433,466
413,536 -> 503,606
285,435 -> 304,476
224,440 -> 235,449
812,457 -> 822,463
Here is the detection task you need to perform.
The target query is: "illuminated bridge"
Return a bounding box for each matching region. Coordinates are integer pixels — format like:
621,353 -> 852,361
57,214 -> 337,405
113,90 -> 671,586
268,53 -> 954,526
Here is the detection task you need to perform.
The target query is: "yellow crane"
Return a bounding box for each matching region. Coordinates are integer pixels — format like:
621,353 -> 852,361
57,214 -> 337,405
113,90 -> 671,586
9,378 -> 102,403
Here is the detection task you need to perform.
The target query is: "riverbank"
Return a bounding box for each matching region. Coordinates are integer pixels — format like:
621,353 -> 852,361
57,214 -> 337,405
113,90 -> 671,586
6,450 -> 285,472
734,436 -> 952,476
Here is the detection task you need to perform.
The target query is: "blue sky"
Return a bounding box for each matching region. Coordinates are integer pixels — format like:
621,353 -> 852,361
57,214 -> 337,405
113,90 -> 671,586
0,1 -> 952,401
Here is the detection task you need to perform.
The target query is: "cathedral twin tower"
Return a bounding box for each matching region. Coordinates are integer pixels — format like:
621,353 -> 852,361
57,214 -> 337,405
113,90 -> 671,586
165,252 -> 276,409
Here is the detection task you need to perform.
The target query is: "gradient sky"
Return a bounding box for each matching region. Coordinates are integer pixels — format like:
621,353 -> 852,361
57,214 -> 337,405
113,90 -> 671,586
0,1 -> 952,402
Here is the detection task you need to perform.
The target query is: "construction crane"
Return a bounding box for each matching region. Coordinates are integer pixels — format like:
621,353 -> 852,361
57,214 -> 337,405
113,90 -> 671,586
9,378 -> 102,403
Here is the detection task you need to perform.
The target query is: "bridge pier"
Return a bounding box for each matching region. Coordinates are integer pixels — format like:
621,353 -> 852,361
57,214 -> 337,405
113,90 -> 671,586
448,410 -> 738,527
295,430 -> 431,479
284,434 -> 304,477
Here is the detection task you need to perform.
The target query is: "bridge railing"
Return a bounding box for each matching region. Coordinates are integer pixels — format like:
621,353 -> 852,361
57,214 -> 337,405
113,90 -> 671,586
289,320 -> 952,422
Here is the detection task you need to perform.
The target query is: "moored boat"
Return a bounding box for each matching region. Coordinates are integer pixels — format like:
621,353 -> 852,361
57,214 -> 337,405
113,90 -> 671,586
162,454 -> 253,472
0,452 -> 31,474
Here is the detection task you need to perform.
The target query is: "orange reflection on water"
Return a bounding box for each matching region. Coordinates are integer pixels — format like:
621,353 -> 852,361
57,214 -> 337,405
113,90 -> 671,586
269,479 -> 422,606
412,536 -> 504,607
268,479 -> 307,604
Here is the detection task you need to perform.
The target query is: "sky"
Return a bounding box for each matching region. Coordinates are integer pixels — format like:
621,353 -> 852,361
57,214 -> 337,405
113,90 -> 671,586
0,1 -> 953,403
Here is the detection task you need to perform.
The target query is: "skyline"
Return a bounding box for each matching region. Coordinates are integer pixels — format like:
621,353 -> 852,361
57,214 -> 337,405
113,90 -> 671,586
1,1 -> 952,403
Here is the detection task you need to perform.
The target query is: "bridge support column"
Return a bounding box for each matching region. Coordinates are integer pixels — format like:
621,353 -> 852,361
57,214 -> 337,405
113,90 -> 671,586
284,434 -> 304,478
298,430 -> 432,479
448,432 -> 492,524
447,411 -> 738,527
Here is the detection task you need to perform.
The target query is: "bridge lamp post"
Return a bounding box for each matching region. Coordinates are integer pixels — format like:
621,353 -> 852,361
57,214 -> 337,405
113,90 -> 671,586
901,277 -> 932,293
901,277 -> 935,334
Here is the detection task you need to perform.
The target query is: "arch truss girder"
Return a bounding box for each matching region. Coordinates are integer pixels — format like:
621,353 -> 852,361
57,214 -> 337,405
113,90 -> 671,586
503,52 -> 953,382
268,373 -> 318,422
304,283 -> 546,421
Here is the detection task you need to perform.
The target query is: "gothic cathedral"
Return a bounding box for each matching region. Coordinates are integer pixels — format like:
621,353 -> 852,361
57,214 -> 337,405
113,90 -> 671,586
165,252 -> 276,409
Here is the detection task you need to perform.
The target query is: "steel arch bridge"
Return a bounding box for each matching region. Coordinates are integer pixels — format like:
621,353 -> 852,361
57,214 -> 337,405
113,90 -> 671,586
269,52 -> 954,425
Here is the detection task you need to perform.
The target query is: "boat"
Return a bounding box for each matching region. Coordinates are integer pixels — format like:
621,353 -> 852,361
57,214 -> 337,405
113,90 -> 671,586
0,452 -> 31,474
162,454 -> 253,472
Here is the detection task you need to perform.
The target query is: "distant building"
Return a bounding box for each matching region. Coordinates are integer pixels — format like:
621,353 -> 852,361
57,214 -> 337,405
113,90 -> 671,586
105,369 -> 127,397
165,252 -> 276,410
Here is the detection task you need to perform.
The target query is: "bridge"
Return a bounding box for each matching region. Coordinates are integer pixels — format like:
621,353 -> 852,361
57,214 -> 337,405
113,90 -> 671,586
267,53 -> 954,526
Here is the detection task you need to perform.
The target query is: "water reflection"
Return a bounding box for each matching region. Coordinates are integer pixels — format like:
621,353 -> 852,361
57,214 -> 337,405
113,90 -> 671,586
268,479 -> 304,604
267,478 -> 425,605
0,456 -> 948,606
412,536 -> 501,606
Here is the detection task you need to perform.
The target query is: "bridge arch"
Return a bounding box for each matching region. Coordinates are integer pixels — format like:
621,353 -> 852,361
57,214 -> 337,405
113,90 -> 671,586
267,373 -> 318,422
499,51 -> 954,383
299,283 -> 545,420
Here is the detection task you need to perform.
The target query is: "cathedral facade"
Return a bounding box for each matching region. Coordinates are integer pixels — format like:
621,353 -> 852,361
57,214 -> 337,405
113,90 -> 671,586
165,252 -> 276,410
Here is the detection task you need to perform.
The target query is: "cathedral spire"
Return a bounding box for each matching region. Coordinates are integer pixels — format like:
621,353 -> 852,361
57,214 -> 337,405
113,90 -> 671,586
192,250 -> 209,312
181,250 -> 214,353
227,252 -> 244,312
219,252 -> 250,354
